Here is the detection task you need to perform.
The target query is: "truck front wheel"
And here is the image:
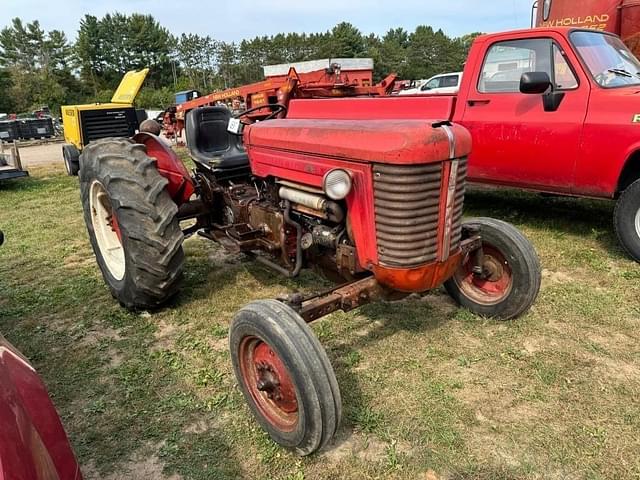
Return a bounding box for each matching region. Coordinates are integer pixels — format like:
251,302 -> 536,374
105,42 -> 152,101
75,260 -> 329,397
614,179 -> 640,263
79,138 -> 184,309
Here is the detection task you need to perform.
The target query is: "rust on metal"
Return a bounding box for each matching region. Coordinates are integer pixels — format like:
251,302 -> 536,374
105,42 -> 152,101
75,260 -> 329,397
288,276 -> 384,322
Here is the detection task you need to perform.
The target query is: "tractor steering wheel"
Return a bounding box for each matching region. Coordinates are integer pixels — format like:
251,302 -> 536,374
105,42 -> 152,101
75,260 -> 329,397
233,103 -> 288,124
228,104 -> 288,137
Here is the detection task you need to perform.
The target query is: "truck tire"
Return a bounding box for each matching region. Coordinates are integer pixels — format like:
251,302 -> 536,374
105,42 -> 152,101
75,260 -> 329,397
62,144 -> 80,176
614,178 -> 640,262
79,138 -> 184,309
444,218 -> 541,320
230,299 -> 342,456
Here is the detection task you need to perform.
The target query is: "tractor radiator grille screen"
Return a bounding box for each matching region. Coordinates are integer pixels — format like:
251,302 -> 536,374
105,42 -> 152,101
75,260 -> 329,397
373,158 -> 467,268
79,108 -> 139,144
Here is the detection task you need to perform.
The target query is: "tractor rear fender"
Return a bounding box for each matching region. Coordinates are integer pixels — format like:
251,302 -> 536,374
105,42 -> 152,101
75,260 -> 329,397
132,133 -> 195,205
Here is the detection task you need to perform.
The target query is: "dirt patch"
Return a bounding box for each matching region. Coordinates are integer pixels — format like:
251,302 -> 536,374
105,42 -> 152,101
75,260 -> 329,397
63,252 -> 96,270
83,451 -> 182,480
208,247 -> 243,268
182,413 -> 230,434
208,337 -> 227,352
16,142 -> 64,168
591,355 -> 640,383
321,427 -> 413,465
153,318 -> 180,350
542,269 -> 574,286
423,292 -> 458,315
107,347 -> 124,368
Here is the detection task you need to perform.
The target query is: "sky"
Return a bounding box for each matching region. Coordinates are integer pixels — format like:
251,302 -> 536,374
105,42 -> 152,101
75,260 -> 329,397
1,0 -> 535,42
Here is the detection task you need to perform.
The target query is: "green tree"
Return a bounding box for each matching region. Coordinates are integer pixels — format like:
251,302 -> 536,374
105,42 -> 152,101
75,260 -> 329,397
0,69 -> 14,112
0,18 -> 80,112
76,13 -> 175,92
324,22 -> 366,58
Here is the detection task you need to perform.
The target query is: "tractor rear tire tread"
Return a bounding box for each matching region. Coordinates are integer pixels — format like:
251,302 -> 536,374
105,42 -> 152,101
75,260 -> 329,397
79,137 -> 184,309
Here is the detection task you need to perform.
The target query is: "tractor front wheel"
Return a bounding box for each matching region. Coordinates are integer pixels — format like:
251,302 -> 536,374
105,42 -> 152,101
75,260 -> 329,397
445,218 -> 541,320
229,300 -> 342,456
79,138 -> 184,309
62,144 -> 80,176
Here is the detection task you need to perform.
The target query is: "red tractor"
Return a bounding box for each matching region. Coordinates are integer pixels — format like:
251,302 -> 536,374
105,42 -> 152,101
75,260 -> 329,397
78,96 -> 541,455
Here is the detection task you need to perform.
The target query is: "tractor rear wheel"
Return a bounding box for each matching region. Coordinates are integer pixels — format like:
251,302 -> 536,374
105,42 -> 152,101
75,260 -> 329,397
229,300 -> 342,456
444,218 -> 541,320
79,138 -> 184,309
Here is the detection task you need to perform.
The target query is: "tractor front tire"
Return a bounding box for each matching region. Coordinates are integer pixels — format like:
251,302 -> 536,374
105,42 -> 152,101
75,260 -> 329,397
445,218 -> 541,320
230,300 -> 342,456
79,138 -> 184,309
62,144 -> 80,176
614,178 -> 640,263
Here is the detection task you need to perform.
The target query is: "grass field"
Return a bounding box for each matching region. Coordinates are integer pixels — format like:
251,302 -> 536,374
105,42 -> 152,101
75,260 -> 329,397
0,157 -> 639,480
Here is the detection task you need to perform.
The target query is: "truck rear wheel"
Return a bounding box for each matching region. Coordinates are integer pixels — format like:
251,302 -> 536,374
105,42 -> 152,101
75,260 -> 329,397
614,178 -> 640,263
229,300 -> 342,456
79,138 -> 184,309
444,218 -> 541,320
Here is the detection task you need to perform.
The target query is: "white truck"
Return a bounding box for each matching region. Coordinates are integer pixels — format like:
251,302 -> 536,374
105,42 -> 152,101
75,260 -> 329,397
398,72 -> 463,95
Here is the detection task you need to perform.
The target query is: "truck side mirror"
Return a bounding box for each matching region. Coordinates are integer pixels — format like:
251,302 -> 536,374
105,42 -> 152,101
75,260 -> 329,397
520,72 -> 565,112
520,72 -> 552,94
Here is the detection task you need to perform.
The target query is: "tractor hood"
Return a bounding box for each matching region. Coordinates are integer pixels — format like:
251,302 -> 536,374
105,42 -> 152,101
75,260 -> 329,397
244,118 -> 471,165
111,68 -> 149,104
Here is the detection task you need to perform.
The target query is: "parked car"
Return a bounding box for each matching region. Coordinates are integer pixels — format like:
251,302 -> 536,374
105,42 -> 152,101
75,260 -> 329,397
398,72 -> 463,95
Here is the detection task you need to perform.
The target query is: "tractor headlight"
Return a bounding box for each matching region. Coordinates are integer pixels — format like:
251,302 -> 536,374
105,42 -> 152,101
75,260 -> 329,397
323,169 -> 352,200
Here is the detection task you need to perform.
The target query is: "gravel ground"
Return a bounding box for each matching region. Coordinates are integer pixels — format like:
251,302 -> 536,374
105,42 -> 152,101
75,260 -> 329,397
5,141 -> 65,168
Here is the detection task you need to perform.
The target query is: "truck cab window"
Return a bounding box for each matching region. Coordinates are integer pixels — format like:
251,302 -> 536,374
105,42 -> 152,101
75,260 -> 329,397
479,39 -> 550,93
553,44 -> 578,89
479,38 -> 576,93
421,77 -> 441,91
441,75 -> 460,87
571,31 -> 640,88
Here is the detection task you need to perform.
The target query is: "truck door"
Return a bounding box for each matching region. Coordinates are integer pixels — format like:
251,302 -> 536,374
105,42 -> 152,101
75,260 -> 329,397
462,36 -> 589,192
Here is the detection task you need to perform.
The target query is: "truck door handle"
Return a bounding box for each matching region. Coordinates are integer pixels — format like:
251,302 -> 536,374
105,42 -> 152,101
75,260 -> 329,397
467,99 -> 491,106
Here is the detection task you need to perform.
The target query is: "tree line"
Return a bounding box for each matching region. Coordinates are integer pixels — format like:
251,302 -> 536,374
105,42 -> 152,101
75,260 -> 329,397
0,13 -> 481,114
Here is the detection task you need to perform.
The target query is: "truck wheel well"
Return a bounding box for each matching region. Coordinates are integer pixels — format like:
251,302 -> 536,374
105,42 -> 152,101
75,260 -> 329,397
617,151 -> 640,197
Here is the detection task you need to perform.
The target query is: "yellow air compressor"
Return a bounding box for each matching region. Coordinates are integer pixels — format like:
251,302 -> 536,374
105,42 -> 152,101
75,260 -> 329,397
61,68 -> 149,175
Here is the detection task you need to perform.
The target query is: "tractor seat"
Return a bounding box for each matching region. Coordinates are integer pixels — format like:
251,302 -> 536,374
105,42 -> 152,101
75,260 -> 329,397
185,106 -> 249,170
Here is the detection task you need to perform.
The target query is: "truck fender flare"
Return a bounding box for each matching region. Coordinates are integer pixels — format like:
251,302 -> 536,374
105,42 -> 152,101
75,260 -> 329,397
132,132 -> 195,205
616,143 -> 640,195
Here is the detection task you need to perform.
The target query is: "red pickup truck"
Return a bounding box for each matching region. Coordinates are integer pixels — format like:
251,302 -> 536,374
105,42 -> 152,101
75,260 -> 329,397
289,27 -> 640,262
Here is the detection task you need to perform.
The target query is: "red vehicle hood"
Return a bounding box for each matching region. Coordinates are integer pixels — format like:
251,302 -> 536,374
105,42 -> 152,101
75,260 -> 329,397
0,335 -> 82,480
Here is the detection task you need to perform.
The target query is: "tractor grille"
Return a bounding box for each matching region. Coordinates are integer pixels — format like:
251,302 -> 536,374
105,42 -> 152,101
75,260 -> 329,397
450,160 -> 467,248
79,108 -> 139,144
373,158 -> 467,268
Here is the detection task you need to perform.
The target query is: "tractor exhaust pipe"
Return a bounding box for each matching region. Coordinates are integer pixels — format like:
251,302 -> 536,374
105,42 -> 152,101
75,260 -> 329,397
278,186 -> 344,223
